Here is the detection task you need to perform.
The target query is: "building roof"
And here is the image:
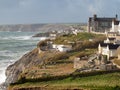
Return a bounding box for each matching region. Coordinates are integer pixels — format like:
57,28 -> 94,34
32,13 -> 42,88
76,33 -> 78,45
100,43 -> 120,49
89,17 -> 116,22
109,44 -> 119,49
108,37 -> 116,41
95,18 -> 115,22
100,43 -> 111,47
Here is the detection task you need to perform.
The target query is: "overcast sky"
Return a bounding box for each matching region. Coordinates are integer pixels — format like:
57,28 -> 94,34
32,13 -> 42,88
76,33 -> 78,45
0,0 -> 120,24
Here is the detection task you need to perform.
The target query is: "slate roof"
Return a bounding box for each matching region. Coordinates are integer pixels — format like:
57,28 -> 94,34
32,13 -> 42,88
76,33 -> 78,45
100,43 -> 120,49
108,38 -> 116,41
100,43 -> 112,47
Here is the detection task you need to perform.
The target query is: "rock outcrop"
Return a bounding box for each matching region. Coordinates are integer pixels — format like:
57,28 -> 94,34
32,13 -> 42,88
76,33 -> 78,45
5,47 -> 60,86
5,48 -> 40,85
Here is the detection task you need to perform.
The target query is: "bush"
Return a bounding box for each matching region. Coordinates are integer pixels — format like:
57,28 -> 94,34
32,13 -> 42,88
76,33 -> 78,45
37,40 -> 47,47
45,52 -> 69,64
113,85 -> 120,90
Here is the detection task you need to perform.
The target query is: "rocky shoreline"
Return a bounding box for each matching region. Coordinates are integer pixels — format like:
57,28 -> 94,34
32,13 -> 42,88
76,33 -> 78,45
4,48 -> 40,86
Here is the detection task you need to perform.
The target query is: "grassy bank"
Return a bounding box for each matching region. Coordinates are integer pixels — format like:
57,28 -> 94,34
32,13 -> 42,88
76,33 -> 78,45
9,70 -> 120,90
54,32 -> 105,45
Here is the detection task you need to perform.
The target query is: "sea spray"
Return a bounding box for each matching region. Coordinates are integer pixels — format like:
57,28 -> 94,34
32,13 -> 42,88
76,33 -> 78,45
0,69 -> 6,84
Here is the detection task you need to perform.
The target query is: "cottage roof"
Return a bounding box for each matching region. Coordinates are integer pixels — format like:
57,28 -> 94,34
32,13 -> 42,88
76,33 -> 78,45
100,43 -> 111,47
100,43 -> 120,49
109,44 -> 119,49
108,37 -> 116,41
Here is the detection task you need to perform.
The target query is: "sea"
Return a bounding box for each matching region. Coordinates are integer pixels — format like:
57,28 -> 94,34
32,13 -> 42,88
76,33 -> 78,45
0,31 -> 45,85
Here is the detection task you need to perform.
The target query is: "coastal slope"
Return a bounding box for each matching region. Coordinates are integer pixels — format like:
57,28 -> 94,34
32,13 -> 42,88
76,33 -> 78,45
5,48 -> 40,85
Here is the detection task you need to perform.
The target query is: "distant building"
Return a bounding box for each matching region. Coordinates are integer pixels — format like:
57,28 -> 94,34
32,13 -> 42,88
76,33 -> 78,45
88,14 -> 118,32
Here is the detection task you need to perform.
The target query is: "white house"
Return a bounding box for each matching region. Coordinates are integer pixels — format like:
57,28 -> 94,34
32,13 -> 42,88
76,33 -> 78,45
106,32 -> 118,38
52,44 -> 72,52
111,19 -> 119,32
110,19 -> 120,34
98,43 -> 120,60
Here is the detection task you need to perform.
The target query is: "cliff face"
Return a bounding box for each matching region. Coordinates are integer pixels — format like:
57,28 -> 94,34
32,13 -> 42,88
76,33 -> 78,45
5,48 -> 40,85
5,47 -> 61,86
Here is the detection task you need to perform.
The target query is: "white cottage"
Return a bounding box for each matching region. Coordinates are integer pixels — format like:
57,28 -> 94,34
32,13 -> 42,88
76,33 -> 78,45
110,19 -> 120,34
98,43 -> 120,60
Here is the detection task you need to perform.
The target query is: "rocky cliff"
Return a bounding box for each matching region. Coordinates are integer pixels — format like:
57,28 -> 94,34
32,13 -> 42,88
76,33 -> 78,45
5,47 -> 65,86
5,48 -> 41,85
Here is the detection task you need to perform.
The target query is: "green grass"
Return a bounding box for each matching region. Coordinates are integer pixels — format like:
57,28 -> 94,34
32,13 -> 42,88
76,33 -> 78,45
10,71 -> 120,90
54,32 -> 105,44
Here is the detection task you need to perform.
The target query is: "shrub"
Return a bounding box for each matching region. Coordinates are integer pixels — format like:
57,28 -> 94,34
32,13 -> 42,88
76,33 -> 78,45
37,40 -> 47,47
45,52 -> 69,64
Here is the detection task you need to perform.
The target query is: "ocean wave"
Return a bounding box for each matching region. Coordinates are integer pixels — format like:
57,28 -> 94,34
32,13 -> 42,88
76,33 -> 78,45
0,50 -> 17,57
0,36 -> 32,40
0,36 -> 48,41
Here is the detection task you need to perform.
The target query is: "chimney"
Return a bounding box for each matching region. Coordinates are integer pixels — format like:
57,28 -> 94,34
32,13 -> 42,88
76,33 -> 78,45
116,14 -> 118,20
94,14 -> 97,20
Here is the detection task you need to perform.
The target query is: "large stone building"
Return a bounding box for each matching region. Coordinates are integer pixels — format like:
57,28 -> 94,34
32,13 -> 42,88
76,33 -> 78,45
88,14 -> 118,32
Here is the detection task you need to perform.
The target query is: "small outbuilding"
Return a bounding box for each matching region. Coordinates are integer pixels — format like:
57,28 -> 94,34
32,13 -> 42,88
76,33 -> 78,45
52,44 -> 72,52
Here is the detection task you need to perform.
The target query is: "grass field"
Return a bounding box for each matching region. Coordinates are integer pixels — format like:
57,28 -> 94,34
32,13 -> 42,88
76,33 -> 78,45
54,32 -> 105,45
9,71 -> 120,90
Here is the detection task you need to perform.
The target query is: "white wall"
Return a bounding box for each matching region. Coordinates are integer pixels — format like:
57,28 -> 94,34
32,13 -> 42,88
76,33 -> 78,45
52,44 -> 72,52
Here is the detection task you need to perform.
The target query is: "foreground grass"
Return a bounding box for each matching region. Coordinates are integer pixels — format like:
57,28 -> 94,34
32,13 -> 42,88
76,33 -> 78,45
9,71 -> 120,90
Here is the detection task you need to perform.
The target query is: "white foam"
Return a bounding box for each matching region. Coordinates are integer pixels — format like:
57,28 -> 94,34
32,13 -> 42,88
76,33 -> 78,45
0,69 -> 6,84
0,36 -> 32,40
13,36 -> 31,40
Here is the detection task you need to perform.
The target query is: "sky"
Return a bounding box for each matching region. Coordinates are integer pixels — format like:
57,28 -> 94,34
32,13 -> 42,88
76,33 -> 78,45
0,0 -> 120,24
